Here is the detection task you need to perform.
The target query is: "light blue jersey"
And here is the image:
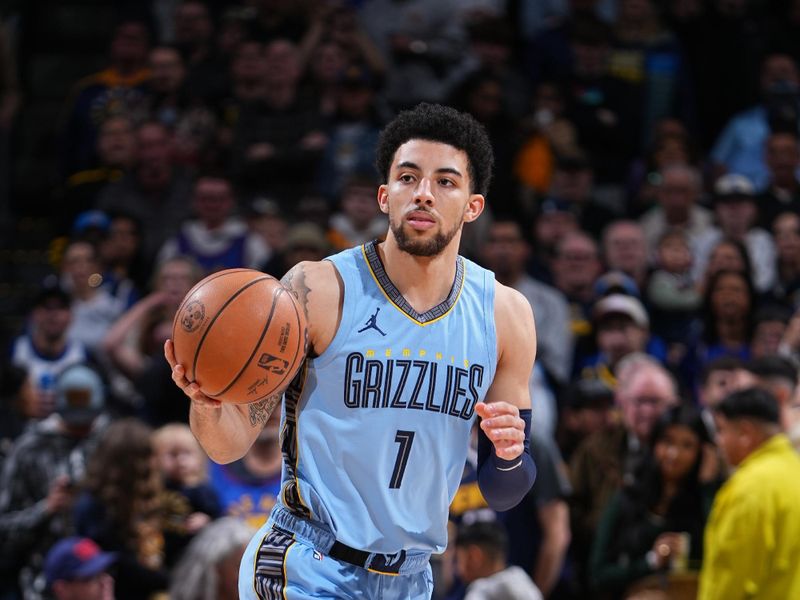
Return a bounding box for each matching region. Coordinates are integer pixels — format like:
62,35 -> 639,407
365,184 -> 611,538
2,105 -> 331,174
279,241 -> 497,555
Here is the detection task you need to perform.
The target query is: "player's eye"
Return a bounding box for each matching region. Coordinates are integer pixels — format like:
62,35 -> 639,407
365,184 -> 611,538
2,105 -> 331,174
399,174 -> 415,183
439,178 -> 454,187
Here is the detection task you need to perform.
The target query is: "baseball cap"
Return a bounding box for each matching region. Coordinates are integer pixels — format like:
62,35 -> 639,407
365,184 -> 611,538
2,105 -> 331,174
594,271 -> 640,299
72,210 -> 110,236
593,293 -> 649,328
714,174 -> 755,202
54,365 -> 105,427
33,280 -> 71,310
44,537 -> 116,585
538,196 -> 576,216
247,197 -> 281,218
285,223 -> 329,252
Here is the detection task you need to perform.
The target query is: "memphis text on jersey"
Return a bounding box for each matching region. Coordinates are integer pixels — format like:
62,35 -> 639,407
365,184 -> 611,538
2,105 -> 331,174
343,350 -> 485,421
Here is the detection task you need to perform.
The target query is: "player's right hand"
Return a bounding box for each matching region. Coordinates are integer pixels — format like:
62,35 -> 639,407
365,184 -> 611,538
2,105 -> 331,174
164,340 -> 222,410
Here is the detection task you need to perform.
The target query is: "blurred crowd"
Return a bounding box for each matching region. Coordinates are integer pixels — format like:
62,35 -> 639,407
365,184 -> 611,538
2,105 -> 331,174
3,0 -> 800,599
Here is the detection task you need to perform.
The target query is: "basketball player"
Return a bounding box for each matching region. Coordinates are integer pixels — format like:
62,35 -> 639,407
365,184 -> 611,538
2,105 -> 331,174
165,103 -> 537,599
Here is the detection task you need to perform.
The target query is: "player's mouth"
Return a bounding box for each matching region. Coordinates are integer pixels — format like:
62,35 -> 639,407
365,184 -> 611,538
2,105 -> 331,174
406,210 -> 437,231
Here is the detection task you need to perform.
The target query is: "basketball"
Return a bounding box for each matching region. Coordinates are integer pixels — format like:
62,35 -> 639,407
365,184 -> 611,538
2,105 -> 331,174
171,269 -> 307,404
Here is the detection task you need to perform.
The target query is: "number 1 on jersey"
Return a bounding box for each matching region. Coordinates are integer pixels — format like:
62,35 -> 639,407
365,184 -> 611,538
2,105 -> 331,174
389,430 -> 415,489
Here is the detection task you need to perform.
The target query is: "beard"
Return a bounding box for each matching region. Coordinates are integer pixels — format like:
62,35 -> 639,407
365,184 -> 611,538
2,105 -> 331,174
390,210 -> 464,257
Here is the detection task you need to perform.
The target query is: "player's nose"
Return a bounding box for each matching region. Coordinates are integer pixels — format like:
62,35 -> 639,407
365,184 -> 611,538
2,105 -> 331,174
414,177 -> 434,205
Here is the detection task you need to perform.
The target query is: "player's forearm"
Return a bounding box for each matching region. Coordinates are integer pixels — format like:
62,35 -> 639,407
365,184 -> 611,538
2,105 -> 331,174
190,395 -> 280,463
477,409 -> 537,511
190,405 -> 248,464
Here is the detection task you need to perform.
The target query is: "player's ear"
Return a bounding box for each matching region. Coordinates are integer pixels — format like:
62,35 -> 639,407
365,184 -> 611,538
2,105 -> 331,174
463,194 -> 485,223
377,184 -> 389,214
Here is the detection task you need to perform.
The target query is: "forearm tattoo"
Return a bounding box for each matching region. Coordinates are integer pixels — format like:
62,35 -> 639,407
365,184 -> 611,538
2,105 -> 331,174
249,393 -> 282,427
281,263 -> 311,320
281,263 -> 312,355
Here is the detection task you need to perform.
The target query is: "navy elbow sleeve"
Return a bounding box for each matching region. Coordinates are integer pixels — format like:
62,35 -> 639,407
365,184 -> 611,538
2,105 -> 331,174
477,408 -> 537,512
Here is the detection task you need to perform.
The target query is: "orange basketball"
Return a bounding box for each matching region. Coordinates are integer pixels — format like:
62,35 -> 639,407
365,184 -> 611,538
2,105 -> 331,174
171,269 -> 307,404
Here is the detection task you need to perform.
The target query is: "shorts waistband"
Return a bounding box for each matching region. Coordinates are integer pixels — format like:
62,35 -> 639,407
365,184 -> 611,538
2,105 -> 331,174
270,505 -> 431,575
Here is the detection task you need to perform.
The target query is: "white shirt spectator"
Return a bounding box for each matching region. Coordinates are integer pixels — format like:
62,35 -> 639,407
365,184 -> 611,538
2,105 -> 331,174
465,565 -> 544,600
11,336 -> 88,403
67,289 -> 126,352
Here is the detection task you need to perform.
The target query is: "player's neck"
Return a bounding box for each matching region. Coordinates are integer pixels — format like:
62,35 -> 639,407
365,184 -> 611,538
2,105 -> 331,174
377,237 -> 460,314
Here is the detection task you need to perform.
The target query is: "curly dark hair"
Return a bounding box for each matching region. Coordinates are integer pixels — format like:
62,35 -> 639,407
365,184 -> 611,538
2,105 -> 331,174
84,418 -> 162,546
375,103 -> 494,196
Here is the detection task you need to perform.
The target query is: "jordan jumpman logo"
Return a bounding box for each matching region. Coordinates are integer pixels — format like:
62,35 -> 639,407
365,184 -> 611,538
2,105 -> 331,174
358,307 -> 387,336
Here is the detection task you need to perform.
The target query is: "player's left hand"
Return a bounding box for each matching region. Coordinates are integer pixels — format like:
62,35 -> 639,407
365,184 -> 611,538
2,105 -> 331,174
475,402 -> 526,461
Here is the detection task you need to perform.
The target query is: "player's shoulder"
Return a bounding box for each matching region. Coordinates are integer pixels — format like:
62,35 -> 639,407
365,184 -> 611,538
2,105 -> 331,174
280,260 -> 343,355
282,259 -> 338,284
493,280 -> 533,320
493,281 -> 536,349
281,260 -> 343,305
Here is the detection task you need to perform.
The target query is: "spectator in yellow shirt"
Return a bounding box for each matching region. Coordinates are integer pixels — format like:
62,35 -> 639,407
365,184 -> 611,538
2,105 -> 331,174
699,386 -> 800,600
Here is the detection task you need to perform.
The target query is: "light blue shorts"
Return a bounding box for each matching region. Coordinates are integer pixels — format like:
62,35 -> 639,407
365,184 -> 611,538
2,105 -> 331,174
239,506 -> 434,600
